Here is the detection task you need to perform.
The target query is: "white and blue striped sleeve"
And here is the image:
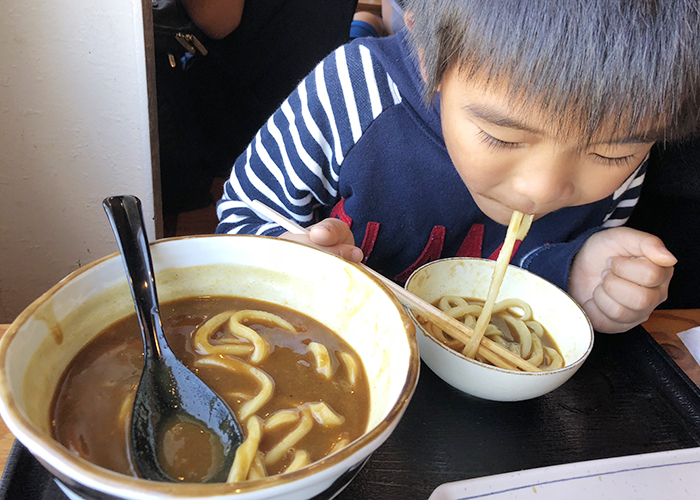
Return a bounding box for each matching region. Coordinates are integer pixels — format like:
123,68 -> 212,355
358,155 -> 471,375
216,42 -> 402,236
602,157 -> 649,228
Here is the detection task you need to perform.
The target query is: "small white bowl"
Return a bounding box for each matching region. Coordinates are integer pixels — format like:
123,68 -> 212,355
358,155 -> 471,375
404,258 -> 593,402
0,235 -> 420,500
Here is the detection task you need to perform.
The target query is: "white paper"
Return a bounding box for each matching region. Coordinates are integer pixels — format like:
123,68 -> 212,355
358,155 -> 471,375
677,326 -> 700,366
429,447 -> 700,500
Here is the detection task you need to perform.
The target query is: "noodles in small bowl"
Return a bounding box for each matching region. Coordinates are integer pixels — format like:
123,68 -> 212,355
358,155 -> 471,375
405,258 -> 593,401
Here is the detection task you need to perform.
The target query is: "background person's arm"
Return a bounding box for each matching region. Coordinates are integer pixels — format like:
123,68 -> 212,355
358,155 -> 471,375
181,0 -> 245,39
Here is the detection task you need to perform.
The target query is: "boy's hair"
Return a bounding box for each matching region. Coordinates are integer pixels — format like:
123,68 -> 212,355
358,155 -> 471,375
403,0 -> 700,143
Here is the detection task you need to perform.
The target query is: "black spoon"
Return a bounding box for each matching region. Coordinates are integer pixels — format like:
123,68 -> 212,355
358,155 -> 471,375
103,195 -> 243,483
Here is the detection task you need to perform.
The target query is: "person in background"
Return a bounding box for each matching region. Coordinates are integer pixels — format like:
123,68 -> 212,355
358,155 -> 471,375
181,0 -> 245,40
216,0 -> 700,333
350,0 -> 406,39
156,0 -> 358,234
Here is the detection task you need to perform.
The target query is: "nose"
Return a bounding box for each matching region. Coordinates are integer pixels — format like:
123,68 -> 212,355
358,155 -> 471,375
511,153 -> 575,207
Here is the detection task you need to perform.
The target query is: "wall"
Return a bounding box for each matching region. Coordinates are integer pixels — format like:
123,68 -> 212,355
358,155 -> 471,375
0,0 -> 158,322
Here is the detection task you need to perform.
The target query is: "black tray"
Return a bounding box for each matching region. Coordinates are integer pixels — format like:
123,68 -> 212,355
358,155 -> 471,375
3,326 -> 700,499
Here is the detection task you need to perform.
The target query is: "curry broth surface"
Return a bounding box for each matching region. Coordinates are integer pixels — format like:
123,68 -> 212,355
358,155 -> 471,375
51,296 -> 370,479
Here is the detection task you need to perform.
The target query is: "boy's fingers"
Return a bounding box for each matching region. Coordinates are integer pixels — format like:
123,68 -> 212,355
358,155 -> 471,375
336,245 -> 364,263
638,236 -> 677,267
280,225 -> 363,263
599,268 -> 669,312
608,256 -> 675,289
581,297 -> 633,333
279,232 -> 311,245
309,219 -> 356,246
585,288 -> 648,333
593,285 -> 637,323
610,228 -> 677,266
308,224 -> 334,244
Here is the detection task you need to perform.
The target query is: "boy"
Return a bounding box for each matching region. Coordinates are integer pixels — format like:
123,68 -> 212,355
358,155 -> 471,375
216,0 -> 700,334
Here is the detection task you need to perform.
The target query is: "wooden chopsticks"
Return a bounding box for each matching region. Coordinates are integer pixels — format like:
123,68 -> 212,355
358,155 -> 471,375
247,200 -> 540,372
462,211 -> 534,359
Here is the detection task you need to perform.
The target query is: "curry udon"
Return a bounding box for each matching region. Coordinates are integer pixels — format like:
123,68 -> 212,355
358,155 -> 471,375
51,296 -> 370,482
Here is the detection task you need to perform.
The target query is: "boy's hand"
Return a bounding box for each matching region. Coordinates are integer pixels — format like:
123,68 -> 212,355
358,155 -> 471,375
569,227 -> 676,333
279,218 -> 364,263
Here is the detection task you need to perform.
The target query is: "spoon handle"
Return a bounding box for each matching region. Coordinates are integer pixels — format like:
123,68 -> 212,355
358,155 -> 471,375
103,195 -> 167,359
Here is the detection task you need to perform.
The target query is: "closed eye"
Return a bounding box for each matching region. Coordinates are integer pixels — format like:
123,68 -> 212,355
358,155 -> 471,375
477,130 -> 521,150
593,153 -> 635,166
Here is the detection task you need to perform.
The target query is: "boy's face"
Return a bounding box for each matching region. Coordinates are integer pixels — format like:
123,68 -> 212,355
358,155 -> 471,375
438,66 -> 655,226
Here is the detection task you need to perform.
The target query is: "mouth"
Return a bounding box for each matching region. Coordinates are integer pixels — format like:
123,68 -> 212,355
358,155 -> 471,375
480,194 -> 537,218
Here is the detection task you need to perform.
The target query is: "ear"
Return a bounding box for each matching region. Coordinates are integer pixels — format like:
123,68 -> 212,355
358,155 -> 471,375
403,11 -> 415,30
401,11 -> 438,95
414,48 -> 432,90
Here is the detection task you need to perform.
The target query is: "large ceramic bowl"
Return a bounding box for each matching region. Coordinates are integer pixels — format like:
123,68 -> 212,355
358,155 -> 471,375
405,258 -> 593,402
0,235 -> 419,499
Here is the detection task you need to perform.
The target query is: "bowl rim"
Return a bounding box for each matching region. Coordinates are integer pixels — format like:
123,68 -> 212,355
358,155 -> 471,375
0,234 -> 421,497
405,256 -> 595,377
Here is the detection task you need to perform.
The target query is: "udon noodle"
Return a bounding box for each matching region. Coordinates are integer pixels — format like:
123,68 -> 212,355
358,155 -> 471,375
178,306 -> 363,481
419,296 -> 564,371
193,309 -> 353,481
51,297 -> 370,483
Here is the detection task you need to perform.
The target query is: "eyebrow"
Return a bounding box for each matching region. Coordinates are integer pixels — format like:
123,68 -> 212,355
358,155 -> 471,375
463,103 -> 654,145
464,104 -> 544,135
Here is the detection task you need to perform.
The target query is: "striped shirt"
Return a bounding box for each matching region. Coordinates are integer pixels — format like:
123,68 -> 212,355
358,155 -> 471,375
217,32 -> 647,291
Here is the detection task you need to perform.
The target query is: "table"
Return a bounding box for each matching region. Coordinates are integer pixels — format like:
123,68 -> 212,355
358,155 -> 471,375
640,309 -> 700,386
1,310 -> 699,498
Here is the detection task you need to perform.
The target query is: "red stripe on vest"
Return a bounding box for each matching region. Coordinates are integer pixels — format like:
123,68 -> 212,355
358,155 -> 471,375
456,224 -> 484,258
330,198 -> 353,227
394,225 -> 446,284
360,222 -> 380,264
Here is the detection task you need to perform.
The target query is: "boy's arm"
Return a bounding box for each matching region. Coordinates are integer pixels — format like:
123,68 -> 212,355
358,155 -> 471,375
216,165 -> 362,261
216,41 -> 402,244
568,227 -> 675,333
520,227 -> 675,333
518,228 -> 601,294
215,62 -> 345,238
